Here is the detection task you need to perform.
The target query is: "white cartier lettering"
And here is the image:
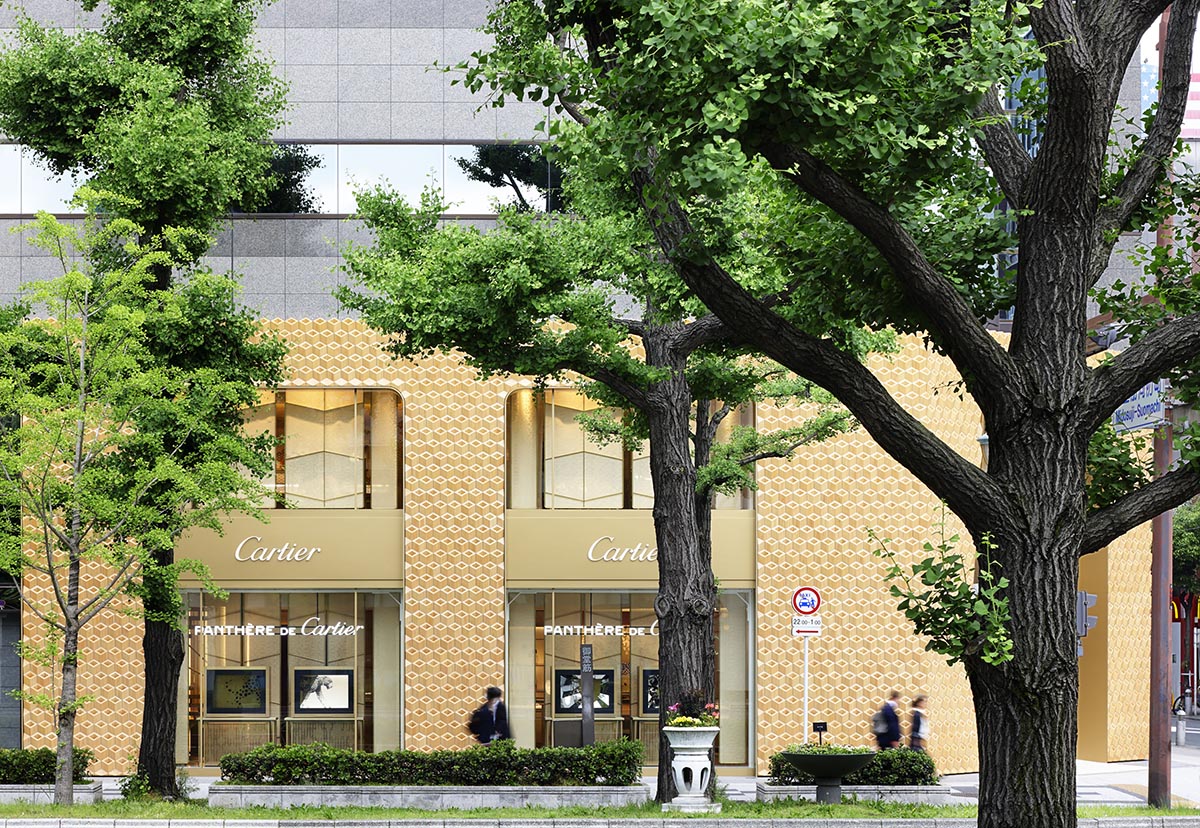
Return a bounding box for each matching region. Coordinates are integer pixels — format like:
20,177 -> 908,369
234,535 -> 321,562
192,616 -> 364,637
299,616 -> 364,636
586,536 -> 658,562
542,621 -> 659,637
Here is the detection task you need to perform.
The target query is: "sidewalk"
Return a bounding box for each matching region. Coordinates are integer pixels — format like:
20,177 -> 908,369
938,742 -> 1200,807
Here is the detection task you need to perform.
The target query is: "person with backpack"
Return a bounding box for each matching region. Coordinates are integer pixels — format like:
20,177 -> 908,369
871,690 -> 902,749
468,685 -> 510,744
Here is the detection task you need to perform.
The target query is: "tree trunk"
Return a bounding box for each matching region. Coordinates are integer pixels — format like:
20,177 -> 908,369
137,616 -> 183,798
137,553 -> 183,798
966,533 -> 1079,828
55,624 -> 80,806
645,338 -> 717,802
967,421 -> 1087,828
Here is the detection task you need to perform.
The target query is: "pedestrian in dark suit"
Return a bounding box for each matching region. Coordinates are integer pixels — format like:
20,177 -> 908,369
474,685 -> 510,743
876,690 -> 902,749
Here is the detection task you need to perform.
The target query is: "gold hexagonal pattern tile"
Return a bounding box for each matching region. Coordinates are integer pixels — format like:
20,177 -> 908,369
17,322 -> 1150,778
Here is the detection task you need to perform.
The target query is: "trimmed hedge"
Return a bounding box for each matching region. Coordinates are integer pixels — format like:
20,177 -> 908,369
768,744 -> 938,786
219,739 -> 643,786
0,747 -> 93,784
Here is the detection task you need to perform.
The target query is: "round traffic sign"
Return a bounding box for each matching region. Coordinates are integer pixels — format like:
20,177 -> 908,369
792,587 -> 821,615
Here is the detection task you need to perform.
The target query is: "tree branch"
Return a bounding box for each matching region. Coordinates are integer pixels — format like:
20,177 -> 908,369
1080,465 -> 1200,554
1029,0 -> 1090,81
974,88 -> 1032,209
590,364 -> 650,409
611,317 -> 647,338
78,557 -> 142,626
1082,310 -> 1200,432
1099,0 -> 1200,238
674,314 -> 729,355
551,30 -> 593,127
737,417 -> 854,465
629,169 -> 1011,532
755,140 -> 1019,412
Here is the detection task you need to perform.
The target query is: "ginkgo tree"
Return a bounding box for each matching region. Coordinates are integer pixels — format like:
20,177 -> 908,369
337,130 -> 1000,793
0,0 -> 289,794
455,0 -> 1200,825
0,200 -> 279,804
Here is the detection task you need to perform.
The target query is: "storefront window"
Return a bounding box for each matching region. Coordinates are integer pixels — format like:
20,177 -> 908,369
185,590 -> 403,765
243,389 -> 402,509
506,389 -> 753,510
506,590 -> 753,766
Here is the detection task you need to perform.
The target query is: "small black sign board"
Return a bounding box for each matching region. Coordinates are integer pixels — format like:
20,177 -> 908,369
812,721 -> 827,745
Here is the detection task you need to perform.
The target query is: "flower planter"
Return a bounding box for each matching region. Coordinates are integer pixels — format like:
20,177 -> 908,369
0,781 -> 103,804
661,725 -> 720,813
775,750 -> 876,804
757,780 -> 958,805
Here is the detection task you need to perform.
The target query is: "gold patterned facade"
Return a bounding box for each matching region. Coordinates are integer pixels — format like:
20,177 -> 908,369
18,319 -> 1151,775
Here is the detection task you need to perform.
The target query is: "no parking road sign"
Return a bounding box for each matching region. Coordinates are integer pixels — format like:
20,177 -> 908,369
791,587 -> 821,615
791,587 -> 824,741
791,587 -> 822,637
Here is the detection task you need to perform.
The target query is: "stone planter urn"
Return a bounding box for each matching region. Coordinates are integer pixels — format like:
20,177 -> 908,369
662,726 -> 720,813
778,750 -> 876,804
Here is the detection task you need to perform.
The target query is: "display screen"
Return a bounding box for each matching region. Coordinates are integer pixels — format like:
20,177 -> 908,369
293,668 -> 355,715
554,668 -> 615,714
206,668 -> 268,715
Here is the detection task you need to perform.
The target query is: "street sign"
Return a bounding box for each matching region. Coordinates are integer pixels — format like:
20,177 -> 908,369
792,587 -> 821,616
792,615 -> 822,636
1113,380 -> 1167,432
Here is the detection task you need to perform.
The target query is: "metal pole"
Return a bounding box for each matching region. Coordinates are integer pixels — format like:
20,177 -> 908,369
1149,406 -> 1173,807
1148,10 -> 1175,804
803,636 -> 810,742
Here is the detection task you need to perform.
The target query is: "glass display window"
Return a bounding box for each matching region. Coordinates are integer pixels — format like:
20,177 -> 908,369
185,590 -> 402,765
506,389 -> 754,510
506,589 -> 753,766
241,389 -> 402,510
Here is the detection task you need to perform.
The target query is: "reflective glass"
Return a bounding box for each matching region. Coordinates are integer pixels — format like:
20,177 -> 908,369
254,388 -> 400,510
2,142 -> 552,216
20,149 -> 82,213
508,589 -> 753,765
187,590 -> 403,763
337,144 -> 441,214
0,146 -> 19,212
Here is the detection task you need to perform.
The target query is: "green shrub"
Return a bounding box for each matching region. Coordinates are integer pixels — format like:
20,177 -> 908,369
0,747 -> 93,784
768,744 -> 937,786
218,738 -> 643,786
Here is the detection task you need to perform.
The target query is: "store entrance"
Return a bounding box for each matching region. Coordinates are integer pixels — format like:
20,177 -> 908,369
507,590 -> 752,766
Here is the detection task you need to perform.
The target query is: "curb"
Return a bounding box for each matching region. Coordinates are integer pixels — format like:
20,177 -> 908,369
0,819 -> 1198,827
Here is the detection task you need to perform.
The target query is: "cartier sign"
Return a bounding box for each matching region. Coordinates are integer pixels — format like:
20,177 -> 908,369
586,536 -> 657,563
234,536 -> 321,563
193,617 -> 363,637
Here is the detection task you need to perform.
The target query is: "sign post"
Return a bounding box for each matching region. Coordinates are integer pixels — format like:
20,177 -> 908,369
1113,377 -> 1170,805
580,643 -> 594,746
791,587 -> 823,741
